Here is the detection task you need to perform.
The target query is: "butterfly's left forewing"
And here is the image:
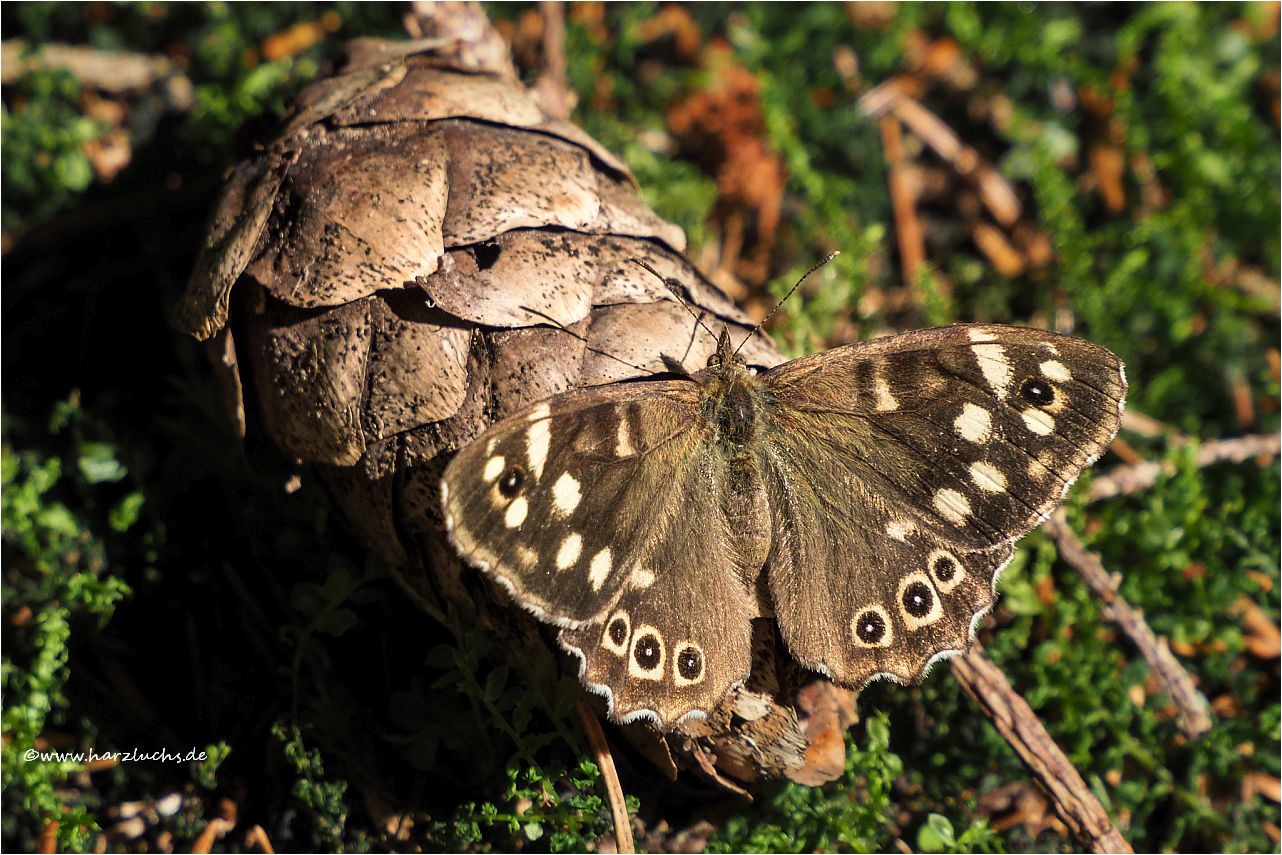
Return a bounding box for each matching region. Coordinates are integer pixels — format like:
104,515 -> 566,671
442,381 -> 757,726
758,324 -> 1126,686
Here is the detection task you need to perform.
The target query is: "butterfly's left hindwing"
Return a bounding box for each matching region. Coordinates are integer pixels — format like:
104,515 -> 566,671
441,381 -> 757,725
758,325 -> 1126,686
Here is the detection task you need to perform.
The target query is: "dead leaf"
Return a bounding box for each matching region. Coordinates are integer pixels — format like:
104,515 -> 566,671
1230,597 -> 1281,659
1243,772 -> 1282,803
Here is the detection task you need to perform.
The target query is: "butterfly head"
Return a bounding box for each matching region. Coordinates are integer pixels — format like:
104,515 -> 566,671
706,326 -> 743,373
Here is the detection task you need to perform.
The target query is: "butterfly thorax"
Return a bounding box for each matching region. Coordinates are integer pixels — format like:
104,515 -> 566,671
700,329 -> 767,450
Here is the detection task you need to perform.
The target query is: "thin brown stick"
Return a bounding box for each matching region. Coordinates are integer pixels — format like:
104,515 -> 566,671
1089,432 -> 1281,503
1044,510 -> 1213,738
951,642 -> 1133,854
878,115 -> 926,288
1,39 -> 185,95
1119,408 -> 1182,439
575,699 -> 635,854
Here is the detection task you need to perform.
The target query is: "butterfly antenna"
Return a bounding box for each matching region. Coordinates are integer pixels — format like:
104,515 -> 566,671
519,305 -> 652,375
628,258 -> 720,345
734,251 -> 840,356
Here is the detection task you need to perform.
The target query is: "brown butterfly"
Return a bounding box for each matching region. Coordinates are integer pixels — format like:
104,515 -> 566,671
442,319 -> 1125,727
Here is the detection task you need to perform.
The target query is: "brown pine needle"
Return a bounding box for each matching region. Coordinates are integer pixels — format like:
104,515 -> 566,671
576,699 -> 635,854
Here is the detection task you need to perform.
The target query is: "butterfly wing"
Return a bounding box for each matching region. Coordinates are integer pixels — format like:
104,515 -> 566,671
442,381 -> 759,726
758,324 -> 1126,686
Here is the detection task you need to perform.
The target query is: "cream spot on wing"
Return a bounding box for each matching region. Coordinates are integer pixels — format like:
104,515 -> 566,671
504,496 -> 528,528
1027,451 -> 1055,481
482,455 -> 506,483
526,418 -> 551,480
552,472 -> 581,516
969,461 -> 1007,493
934,488 -> 972,524
615,418 -> 635,457
516,546 -> 537,568
588,548 -> 613,591
629,567 -> 656,588
1022,408 -> 1055,435
526,403 -> 551,422
874,374 -> 899,412
1040,360 -> 1072,381
954,402 -> 992,443
555,533 -> 582,570
885,519 -> 915,542
967,328 -> 998,343
972,344 -> 1012,398
1041,341 -> 1061,356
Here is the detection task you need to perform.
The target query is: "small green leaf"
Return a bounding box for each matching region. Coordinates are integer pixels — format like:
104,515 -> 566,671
917,813 -> 956,853
77,442 -> 126,484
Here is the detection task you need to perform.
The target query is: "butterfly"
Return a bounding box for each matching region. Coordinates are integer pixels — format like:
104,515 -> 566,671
441,319 -> 1126,728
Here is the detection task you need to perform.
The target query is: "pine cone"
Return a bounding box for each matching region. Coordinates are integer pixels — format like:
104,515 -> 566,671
175,22 -> 849,788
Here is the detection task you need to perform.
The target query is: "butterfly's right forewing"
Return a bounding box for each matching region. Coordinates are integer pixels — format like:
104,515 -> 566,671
758,325 -> 1125,687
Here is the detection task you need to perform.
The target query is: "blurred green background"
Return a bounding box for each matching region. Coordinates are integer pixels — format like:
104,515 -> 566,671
2,3 -> 1278,852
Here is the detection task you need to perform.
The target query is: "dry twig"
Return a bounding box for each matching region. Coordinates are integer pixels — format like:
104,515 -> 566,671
951,642 -> 1133,854
1044,510 -> 1213,738
860,83 -> 1021,227
1089,432 -> 1281,503
576,699 -> 635,854
1,39 -> 192,107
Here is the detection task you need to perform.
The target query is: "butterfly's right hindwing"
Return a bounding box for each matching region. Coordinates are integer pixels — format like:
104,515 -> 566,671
441,380 -> 756,725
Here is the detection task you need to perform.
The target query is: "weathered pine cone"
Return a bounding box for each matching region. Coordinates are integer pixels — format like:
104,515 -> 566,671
175,31 -> 854,789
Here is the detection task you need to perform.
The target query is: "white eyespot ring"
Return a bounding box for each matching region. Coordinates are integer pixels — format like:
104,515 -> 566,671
601,610 -> 631,657
672,641 -> 706,687
926,549 -> 966,594
851,604 -> 895,649
627,624 -> 665,680
897,571 -> 943,631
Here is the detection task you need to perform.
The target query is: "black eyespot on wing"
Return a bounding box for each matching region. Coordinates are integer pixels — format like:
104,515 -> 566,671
1020,377 -> 1056,407
856,610 -> 887,643
498,466 -> 526,497
608,617 -> 628,646
903,582 -> 934,618
932,555 -> 957,582
677,647 -> 702,680
634,633 -> 661,669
